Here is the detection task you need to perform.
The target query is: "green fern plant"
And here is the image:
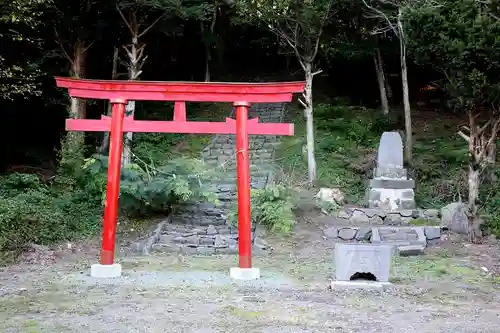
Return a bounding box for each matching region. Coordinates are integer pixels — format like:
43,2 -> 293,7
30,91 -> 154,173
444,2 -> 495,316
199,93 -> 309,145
81,154 -> 219,216
229,184 -> 296,233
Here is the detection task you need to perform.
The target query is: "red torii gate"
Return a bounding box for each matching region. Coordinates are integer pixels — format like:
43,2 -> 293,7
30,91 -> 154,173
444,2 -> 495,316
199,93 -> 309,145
55,77 -> 305,279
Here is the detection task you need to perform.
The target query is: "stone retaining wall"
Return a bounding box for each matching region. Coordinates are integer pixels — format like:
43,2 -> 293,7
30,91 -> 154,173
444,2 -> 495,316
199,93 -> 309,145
153,103 -> 285,254
324,225 -> 442,255
334,207 -> 441,226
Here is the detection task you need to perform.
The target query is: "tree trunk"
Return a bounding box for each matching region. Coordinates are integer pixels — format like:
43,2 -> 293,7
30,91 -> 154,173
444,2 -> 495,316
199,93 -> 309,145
99,46 -> 119,153
67,39 -> 88,149
373,48 -> 389,114
386,76 -> 393,100
122,101 -> 135,166
468,163 -> 482,243
204,46 -> 211,82
398,9 -> 412,166
484,143 -> 497,182
69,40 -> 88,119
304,62 -> 317,184
122,35 -> 140,166
201,9 -> 217,82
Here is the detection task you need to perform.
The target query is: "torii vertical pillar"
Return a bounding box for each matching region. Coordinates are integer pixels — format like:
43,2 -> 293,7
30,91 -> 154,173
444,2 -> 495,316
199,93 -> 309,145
91,99 -> 126,278
230,102 -> 260,280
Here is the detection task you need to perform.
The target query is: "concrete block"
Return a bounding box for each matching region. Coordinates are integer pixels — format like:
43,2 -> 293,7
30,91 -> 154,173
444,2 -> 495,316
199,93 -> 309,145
401,190 -> 415,199
369,178 -> 415,189
371,228 -> 381,243
424,226 -> 441,240
230,267 -> 260,280
331,280 -> 392,292
374,167 -> 407,179
334,244 -> 393,283
397,245 -> 425,256
90,263 -> 122,278
368,188 -> 415,211
414,227 -> 428,246
376,227 -> 427,247
366,188 -> 381,202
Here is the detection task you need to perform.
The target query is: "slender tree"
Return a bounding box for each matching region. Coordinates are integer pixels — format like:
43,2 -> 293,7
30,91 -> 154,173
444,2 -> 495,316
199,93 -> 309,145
51,0 -> 107,120
362,0 -> 416,164
116,0 -> 211,165
235,0 -> 338,183
200,0 -> 223,82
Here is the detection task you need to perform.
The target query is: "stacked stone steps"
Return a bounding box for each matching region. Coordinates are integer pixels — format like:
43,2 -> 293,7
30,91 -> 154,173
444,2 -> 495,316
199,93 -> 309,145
151,224 -> 267,255
157,103 -> 286,254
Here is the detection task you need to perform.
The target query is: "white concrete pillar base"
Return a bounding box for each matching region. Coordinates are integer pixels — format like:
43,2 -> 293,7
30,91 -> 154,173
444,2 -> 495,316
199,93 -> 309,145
90,263 -> 122,278
230,267 -> 260,280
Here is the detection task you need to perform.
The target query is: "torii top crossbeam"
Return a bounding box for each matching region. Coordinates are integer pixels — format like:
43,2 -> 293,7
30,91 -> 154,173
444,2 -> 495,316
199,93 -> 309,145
56,77 -> 305,102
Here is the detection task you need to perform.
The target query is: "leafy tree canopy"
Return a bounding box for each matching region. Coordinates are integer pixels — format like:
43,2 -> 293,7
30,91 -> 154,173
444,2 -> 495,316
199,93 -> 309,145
405,0 -> 500,109
0,0 -> 51,99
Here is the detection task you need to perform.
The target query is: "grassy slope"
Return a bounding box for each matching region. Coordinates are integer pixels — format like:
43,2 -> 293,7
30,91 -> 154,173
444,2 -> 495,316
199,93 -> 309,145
276,101 -> 480,210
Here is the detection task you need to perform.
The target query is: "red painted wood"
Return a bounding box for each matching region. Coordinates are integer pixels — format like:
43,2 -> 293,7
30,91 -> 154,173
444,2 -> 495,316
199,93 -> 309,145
174,101 -> 187,121
100,102 -> 126,265
56,77 -> 306,94
66,116 -> 294,135
55,77 -> 305,102
234,102 -> 252,269
66,89 -> 294,102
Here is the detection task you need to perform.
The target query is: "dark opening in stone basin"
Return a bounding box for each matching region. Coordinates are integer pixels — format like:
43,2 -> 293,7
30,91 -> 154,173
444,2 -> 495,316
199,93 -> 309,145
350,272 -> 377,281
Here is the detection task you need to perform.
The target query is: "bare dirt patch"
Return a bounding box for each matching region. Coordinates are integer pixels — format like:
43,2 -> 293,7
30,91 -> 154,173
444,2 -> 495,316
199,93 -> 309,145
1,212 -> 499,333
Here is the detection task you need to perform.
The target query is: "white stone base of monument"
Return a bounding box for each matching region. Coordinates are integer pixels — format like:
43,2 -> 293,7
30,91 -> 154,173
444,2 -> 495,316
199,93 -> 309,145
331,280 -> 392,291
90,263 -> 122,278
230,267 -> 260,280
367,188 -> 415,210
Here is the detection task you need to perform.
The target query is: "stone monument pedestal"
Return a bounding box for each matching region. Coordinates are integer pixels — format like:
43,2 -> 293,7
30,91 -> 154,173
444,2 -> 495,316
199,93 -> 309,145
366,168 -> 416,210
365,132 -> 416,211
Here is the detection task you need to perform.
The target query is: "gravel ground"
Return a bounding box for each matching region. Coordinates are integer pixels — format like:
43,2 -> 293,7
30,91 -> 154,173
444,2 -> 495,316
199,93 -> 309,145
1,222 -> 500,333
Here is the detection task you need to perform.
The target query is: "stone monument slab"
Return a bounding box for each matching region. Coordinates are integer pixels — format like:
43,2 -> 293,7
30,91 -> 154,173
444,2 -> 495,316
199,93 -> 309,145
377,131 -> 404,168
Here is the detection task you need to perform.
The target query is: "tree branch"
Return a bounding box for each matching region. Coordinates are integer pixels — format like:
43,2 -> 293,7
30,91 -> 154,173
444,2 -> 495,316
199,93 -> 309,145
458,130 -> 470,142
116,4 -> 135,36
53,27 -> 75,68
138,13 -> 164,39
478,119 -> 492,135
362,0 -> 399,37
311,2 -> 335,61
269,24 -> 305,70
209,5 -> 217,32
298,98 -> 307,108
122,45 -> 133,61
82,41 -> 95,55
